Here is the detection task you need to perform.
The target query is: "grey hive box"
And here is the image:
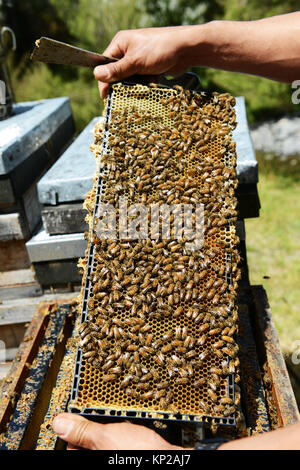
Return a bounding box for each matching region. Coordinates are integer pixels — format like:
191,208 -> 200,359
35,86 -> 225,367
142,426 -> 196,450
0,97 -> 74,202
0,97 -> 74,298
0,97 -> 75,241
27,96 -> 260,288
38,116 -> 100,235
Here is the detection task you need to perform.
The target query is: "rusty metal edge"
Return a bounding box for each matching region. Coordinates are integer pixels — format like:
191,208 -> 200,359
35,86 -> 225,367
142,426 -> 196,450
251,285 -> 300,427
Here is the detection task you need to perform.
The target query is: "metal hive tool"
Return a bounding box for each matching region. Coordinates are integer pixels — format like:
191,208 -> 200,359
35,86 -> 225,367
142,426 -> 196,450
68,82 -> 240,427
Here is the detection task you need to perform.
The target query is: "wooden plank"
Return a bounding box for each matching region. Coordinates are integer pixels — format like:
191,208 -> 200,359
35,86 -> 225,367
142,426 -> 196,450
0,303 -> 51,432
2,348 -> 18,362
0,292 -> 76,326
0,268 -> 35,287
0,302 -> 75,449
0,283 -> 42,301
251,285 -> 300,426
41,203 -> 88,235
22,184 -> 42,235
0,300 -> 75,435
0,177 -> 14,205
0,213 -> 27,241
33,260 -> 82,286
0,240 -> 30,271
236,183 -> 260,219
0,184 -> 42,242
0,115 -> 74,205
0,268 -> 42,302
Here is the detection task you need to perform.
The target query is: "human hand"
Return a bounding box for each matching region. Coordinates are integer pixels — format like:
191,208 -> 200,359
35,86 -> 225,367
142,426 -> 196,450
93,26 -> 199,98
52,412 -> 184,450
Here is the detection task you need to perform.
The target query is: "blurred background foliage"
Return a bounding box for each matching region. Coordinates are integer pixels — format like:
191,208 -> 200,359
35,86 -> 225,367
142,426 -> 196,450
4,1 -> 300,360
4,0 -> 299,132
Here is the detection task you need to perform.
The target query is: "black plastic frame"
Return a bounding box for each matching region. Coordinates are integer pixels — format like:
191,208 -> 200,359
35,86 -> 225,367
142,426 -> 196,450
69,81 -> 237,427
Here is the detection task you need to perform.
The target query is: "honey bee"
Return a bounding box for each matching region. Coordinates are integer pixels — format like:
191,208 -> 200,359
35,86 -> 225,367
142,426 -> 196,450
175,377 -> 189,385
193,378 -> 206,388
222,335 -> 235,344
212,340 -> 224,350
207,389 -> 218,403
161,344 -> 173,354
121,375 -> 134,388
141,391 -> 154,400
102,374 -> 117,383
154,353 -> 165,366
199,401 -> 210,414
197,335 -> 207,346
199,323 -> 210,334
82,350 -> 96,359
220,397 -> 233,405
223,346 -> 237,358
208,328 -> 221,336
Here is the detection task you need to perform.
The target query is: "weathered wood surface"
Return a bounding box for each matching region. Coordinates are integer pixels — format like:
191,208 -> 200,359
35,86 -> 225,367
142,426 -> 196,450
0,240 -> 31,271
0,283 -> 42,301
0,302 -> 75,449
26,229 -> 86,263
41,203 -> 88,235
0,213 -> 26,240
22,184 -> 42,237
0,268 -> 35,287
0,324 -> 27,361
251,285 -> 300,426
0,292 -> 76,326
0,184 -> 41,241
0,269 -> 42,301
37,117 -> 99,205
0,302 -> 51,433
0,178 -> 14,205
33,260 -> 82,286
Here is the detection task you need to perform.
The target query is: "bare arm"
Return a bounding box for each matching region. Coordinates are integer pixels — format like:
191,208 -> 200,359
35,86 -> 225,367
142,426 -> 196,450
52,413 -> 300,450
94,12 -> 300,97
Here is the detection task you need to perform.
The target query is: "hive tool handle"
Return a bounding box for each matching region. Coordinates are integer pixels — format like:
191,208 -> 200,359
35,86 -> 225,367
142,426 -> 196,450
31,37 -> 118,68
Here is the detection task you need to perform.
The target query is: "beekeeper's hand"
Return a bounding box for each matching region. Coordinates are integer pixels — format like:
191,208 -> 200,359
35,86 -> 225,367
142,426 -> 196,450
52,412 -> 300,450
94,13 -> 300,98
52,412 -> 185,450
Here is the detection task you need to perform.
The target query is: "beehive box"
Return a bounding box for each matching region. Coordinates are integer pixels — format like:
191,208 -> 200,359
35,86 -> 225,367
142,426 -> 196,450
68,82 -> 241,427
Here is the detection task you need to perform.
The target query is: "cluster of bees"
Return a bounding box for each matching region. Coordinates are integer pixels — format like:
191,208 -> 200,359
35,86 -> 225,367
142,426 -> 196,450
77,83 -> 241,419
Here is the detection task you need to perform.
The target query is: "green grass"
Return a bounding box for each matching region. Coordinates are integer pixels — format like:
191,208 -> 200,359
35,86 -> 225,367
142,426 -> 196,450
245,166 -> 300,352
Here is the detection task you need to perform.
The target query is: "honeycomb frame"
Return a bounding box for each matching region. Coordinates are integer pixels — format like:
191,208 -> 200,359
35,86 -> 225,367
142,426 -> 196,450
69,82 -> 240,427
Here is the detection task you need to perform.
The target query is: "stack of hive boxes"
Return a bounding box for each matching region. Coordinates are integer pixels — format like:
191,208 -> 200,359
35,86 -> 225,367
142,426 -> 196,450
0,97 -> 74,350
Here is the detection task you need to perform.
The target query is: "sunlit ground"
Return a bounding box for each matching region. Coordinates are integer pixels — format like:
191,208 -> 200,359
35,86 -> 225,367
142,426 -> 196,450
245,155 -> 300,352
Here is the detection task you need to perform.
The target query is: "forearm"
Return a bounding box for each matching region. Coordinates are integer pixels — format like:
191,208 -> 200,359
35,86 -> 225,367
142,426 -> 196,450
219,421 -> 300,450
180,12 -> 300,82
94,12 -> 300,97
